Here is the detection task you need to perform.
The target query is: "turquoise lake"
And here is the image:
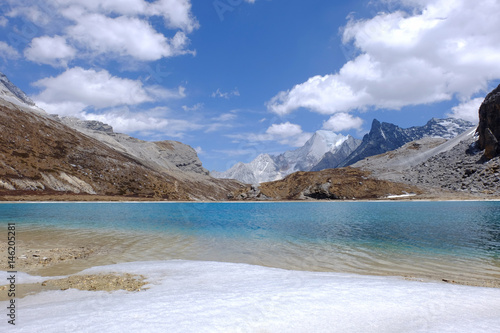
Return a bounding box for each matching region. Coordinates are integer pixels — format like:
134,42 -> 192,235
2,201 -> 500,284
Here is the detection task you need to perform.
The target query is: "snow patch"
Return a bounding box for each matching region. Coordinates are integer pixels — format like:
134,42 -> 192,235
3,260 -> 500,332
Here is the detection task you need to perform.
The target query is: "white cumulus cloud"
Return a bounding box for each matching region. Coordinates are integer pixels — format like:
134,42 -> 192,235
24,35 -> 76,67
33,67 -> 182,113
446,97 -> 482,124
147,0 -> 199,33
82,107 -> 202,138
8,0 -> 198,64
323,113 -> 364,132
53,0 -> 199,32
230,122 -> 313,147
266,122 -> 303,138
267,0 -> 500,122
0,41 -> 20,59
67,14 -> 191,61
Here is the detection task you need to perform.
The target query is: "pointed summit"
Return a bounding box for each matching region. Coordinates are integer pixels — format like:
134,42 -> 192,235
371,119 -> 381,130
296,130 -> 348,163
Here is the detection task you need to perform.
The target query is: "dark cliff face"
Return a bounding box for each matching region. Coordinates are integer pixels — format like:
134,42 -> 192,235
339,119 -> 414,167
477,84 -> 500,160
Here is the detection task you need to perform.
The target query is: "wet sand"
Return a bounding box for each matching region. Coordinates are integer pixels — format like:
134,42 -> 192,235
0,273 -> 147,301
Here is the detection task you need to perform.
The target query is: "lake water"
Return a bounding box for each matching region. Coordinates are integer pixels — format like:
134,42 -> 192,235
3,201 -> 500,285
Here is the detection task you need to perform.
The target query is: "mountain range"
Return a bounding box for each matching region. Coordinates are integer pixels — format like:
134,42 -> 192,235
1,71 -> 498,201
234,84 -> 500,200
213,117 -> 474,184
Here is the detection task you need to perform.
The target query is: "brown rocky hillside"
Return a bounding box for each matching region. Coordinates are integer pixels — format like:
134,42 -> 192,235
236,167 -> 421,200
0,103 -> 244,200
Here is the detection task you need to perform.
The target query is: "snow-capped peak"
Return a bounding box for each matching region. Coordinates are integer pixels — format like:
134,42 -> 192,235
315,130 -> 348,148
299,131 -> 349,161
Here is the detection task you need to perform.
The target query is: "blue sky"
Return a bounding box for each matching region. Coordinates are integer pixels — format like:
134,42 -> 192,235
1,0 -> 499,172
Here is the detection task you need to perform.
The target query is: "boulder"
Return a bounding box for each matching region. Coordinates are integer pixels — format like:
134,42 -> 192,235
478,84 -> 500,159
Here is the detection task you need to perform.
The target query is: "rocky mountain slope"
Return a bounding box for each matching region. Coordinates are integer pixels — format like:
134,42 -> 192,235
353,85 -> 500,198
235,86 -> 500,201
354,129 -> 500,197
213,131 -> 361,184
338,118 -> 474,167
0,72 -> 36,107
58,116 -> 209,176
0,73 -> 244,200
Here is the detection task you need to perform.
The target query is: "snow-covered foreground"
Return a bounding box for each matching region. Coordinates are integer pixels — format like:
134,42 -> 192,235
3,260 -> 500,333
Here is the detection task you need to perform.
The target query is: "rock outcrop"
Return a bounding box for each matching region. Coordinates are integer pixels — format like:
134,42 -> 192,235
58,117 -> 209,176
477,84 -> 500,160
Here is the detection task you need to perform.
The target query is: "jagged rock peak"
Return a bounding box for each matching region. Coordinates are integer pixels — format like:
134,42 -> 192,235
0,72 -> 35,106
477,84 -> 500,160
59,116 -> 114,133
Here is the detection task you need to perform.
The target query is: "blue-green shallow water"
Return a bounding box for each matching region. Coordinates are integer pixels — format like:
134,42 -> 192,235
2,201 -> 500,283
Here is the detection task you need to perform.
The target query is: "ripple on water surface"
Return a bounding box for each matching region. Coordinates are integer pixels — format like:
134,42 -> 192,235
3,201 -> 500,285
